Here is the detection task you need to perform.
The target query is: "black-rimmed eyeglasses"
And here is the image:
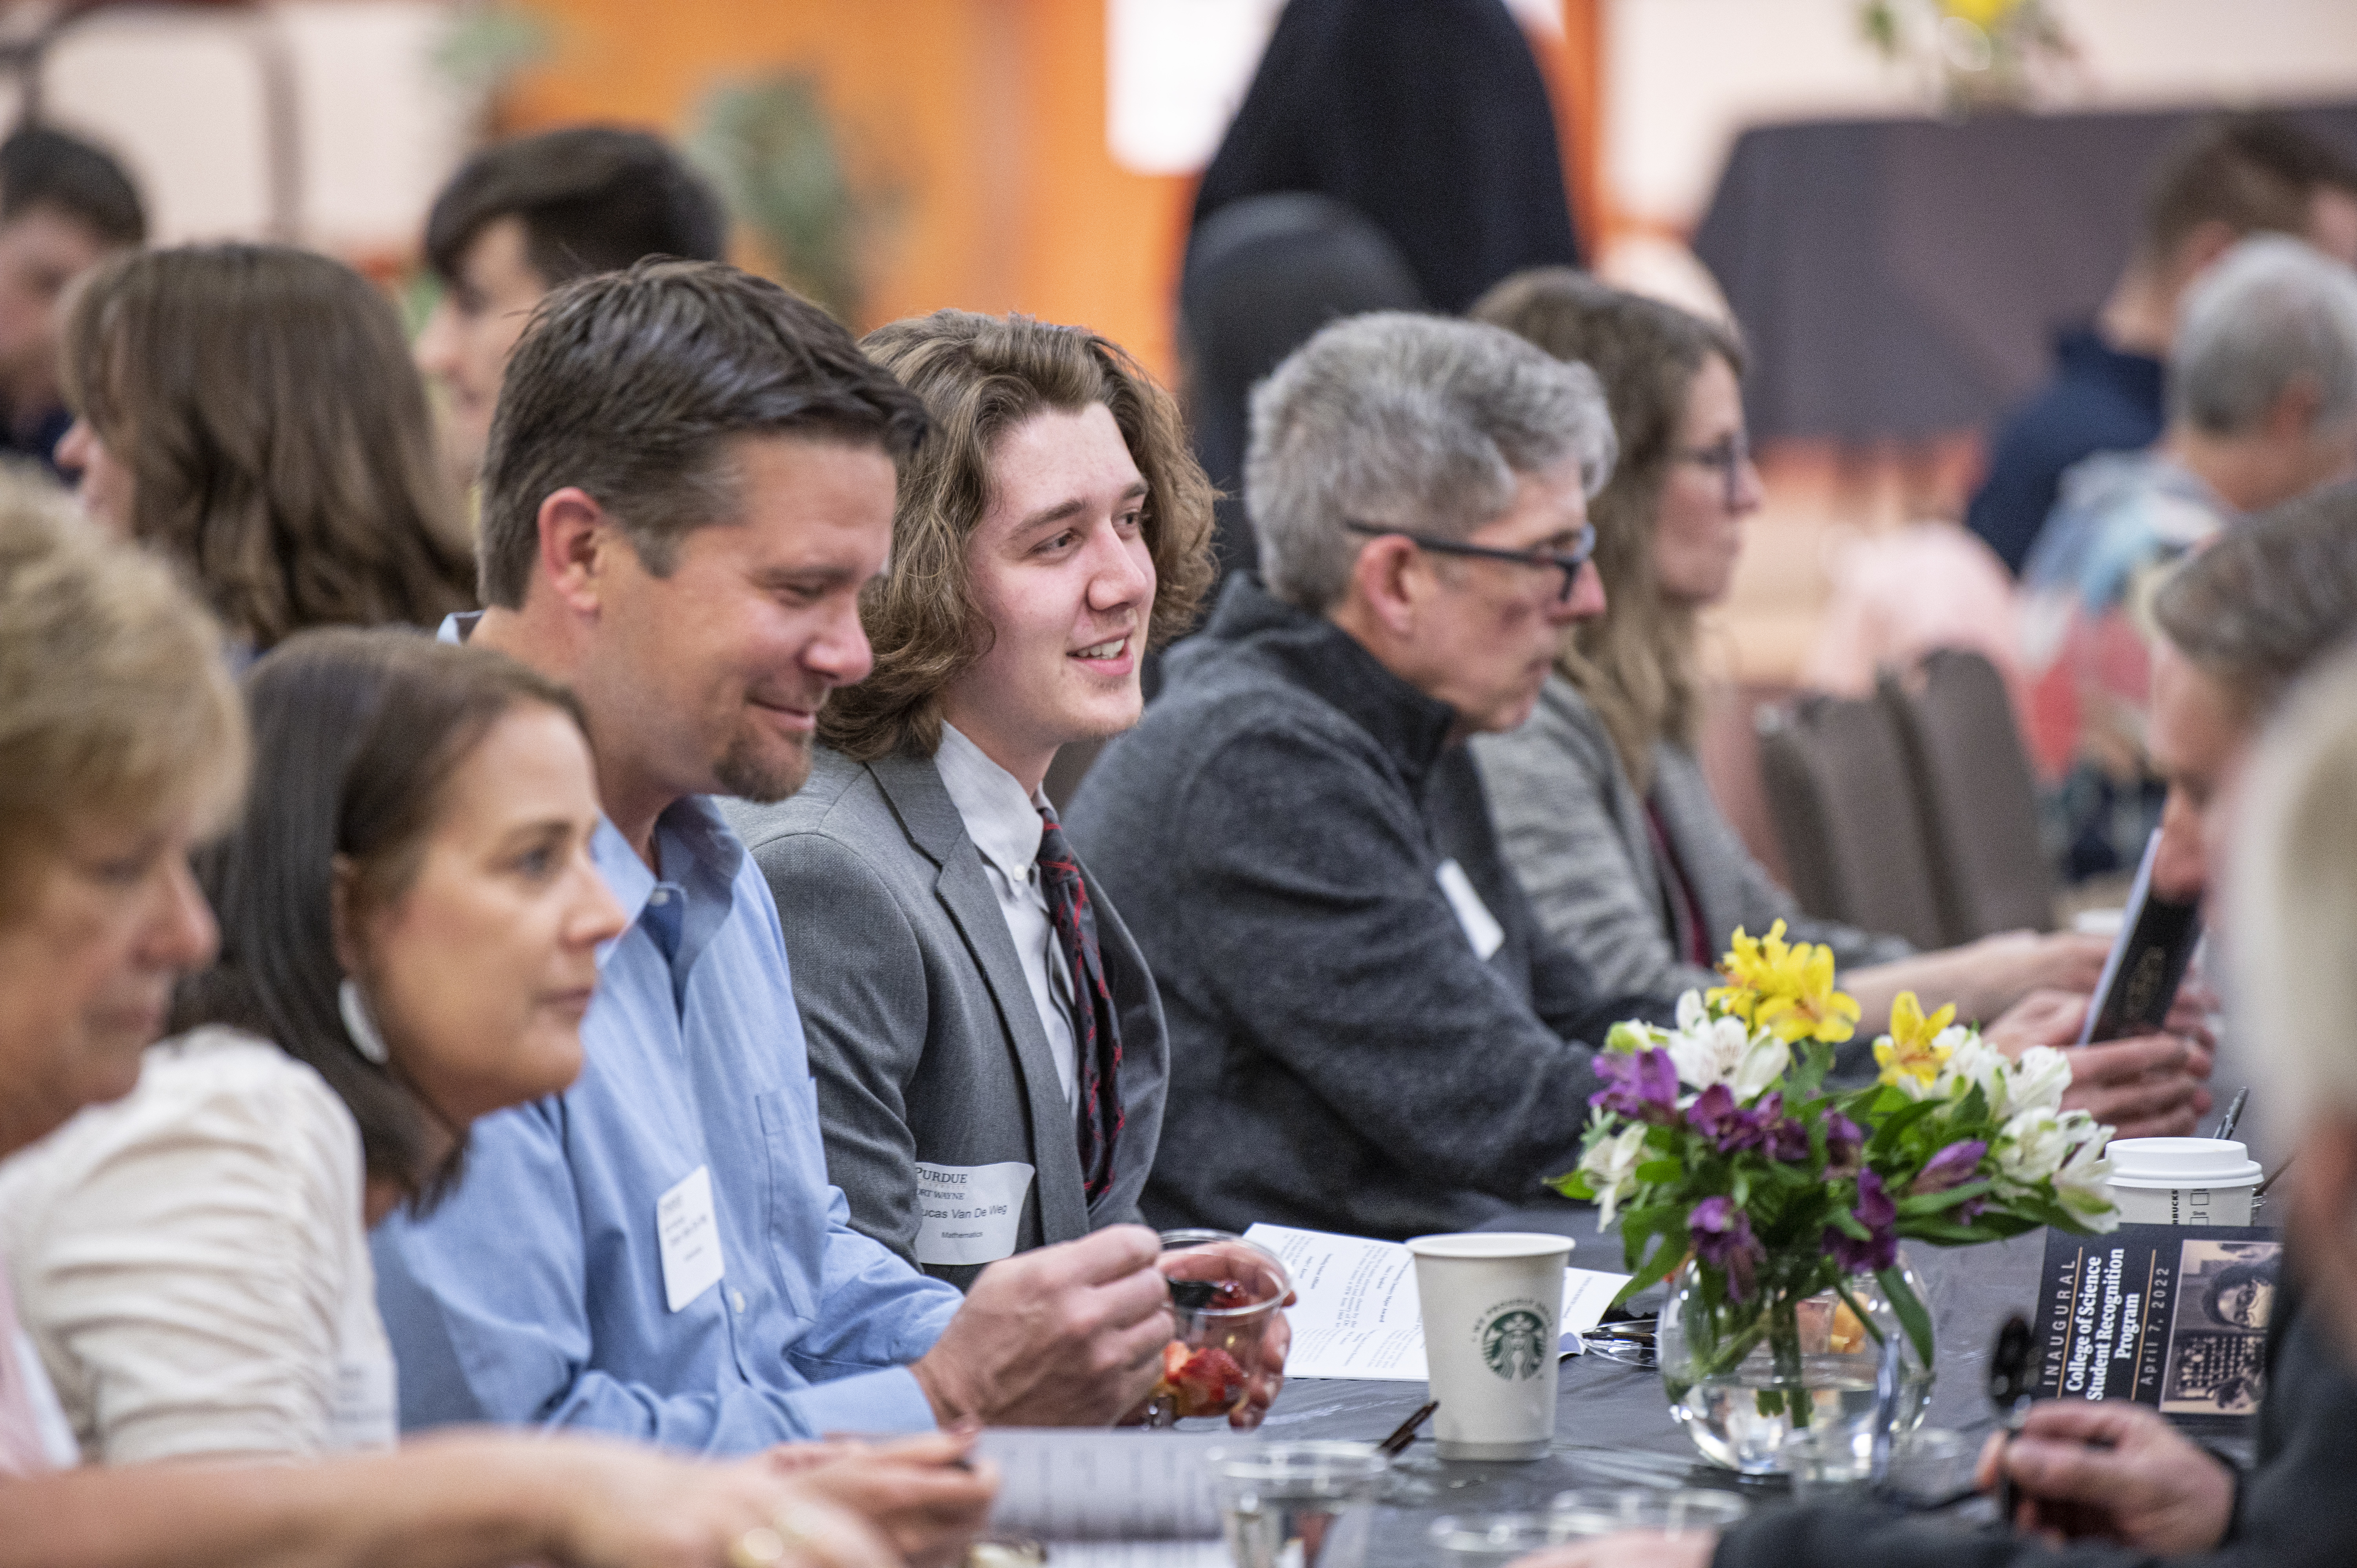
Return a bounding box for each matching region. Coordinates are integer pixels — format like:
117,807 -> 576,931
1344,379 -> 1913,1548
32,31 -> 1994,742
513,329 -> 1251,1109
1341,520 -> 1598,604
1675,434 -> 1754,511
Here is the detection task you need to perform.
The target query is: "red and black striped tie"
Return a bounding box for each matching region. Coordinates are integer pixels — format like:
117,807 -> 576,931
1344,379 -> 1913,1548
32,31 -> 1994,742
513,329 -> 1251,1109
1037,804 -> 1123,1202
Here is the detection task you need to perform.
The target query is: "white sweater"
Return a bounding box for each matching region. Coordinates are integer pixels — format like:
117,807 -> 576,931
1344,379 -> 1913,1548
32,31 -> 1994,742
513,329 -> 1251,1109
0,1027 -> 396,1462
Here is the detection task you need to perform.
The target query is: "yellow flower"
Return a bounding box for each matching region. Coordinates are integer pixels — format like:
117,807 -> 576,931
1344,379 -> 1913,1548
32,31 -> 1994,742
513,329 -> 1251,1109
1873,990 -> 1957,1086
1750,939 -> 1862,1046
1942,0 -> 2021,30
1708,921 -> 1788,1022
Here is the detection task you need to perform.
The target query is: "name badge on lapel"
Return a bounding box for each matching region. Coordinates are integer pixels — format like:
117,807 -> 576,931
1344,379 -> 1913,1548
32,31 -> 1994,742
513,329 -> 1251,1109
914,1161 -> 1036,1266
656,1165 -> 726,1312
1436,858 -> 1505,960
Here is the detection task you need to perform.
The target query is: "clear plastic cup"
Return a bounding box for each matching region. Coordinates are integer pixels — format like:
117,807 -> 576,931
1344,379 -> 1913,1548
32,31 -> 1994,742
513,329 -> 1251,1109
1546,1486 -> 1749,1538
1207,1443 -> 1387,1568
1145,1229 -> 1292,1427
1431,1513 -> 1585,1568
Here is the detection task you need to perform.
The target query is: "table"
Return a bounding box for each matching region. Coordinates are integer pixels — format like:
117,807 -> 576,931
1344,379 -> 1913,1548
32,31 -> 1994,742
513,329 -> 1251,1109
1690,101 -> 2357,443
1257,1213 -> 2049,1562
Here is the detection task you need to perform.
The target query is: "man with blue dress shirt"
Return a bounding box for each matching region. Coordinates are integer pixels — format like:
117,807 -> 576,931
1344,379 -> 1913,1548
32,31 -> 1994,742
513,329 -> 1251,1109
372,259 -> 1175,1451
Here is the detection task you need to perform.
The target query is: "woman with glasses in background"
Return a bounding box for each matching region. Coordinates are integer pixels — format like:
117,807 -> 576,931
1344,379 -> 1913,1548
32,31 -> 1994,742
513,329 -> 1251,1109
1468,272 -> 2210,1129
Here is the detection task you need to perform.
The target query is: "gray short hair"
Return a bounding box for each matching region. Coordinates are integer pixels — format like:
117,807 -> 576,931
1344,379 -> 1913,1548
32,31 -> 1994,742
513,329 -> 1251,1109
2152,481 -> 2357,720
1244,312 -> 1617,612
2171,234 -> 2357,436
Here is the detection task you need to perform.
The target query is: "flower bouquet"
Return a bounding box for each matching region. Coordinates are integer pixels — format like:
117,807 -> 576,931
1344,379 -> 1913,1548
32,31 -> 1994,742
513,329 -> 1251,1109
1554,921 -> 2117,1472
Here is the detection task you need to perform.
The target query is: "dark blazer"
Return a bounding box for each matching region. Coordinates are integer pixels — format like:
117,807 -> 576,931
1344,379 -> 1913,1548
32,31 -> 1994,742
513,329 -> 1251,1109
724,747 -> 1168,1290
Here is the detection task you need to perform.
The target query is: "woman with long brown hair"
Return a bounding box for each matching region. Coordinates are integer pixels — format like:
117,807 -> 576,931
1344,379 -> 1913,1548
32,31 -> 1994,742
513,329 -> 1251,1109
1468,271 -> 2193,1091
55,243 -> 475,654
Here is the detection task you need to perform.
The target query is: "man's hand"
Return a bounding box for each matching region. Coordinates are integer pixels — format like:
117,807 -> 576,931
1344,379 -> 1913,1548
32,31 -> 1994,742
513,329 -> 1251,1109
1986,991 -> 2214,1138
911,1225 -> 1171,1427
766,1431 -> 998,1568
1972,1400 -> 2234,1552
1507,1532 -> 1716,1568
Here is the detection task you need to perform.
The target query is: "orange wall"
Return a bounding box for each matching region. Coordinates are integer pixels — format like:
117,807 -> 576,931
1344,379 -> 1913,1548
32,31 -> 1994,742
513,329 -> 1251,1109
505,0 -> 1600,383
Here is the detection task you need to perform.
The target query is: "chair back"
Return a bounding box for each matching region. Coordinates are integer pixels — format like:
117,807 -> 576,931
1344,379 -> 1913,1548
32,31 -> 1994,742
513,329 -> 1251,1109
1756,690 -> 1951,951
1882,647 -> 2057,941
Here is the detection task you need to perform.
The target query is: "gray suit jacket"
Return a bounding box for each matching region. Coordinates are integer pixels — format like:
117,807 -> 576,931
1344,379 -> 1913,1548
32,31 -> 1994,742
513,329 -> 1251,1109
1472,674 -> 1911,1003
723,747 -> 1168,1290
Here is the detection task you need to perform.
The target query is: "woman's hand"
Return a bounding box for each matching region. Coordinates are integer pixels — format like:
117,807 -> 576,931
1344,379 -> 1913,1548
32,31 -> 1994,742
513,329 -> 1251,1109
1507,1532 -> 1716,1568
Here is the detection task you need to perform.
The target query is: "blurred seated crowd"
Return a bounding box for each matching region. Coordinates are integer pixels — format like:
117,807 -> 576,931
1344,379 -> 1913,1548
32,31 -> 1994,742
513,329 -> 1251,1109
0,67 -> 2349,1568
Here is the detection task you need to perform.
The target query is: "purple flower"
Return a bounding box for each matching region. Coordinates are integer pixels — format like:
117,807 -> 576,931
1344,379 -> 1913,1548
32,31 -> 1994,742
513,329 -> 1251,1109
1686,1083 -> 1750,1148
1824,1169 -> 1899,1275
1757,1094 -> 1811,1162
1913,1139 -> 1988,1196
1690,1196 -> 1764,1302
1822,1112 -> 1865,1171
1592,1047 -> 1681,1123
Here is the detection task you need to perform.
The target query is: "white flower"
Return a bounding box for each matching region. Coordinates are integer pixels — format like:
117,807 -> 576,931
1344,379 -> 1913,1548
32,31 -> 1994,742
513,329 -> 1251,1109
1996,1107 -> 2108,1192
1994,1108 -> 2070,1187
1998,1045 -> 2072,1119
1578,1123 -> 1651,1227
2053,1131 -> 2119,1231
1664,994 -> 1787,1102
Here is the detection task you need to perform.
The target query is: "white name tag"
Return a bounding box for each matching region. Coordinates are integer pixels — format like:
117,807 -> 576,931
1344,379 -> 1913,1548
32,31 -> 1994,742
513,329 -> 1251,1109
656,1165 -> 726,1312
1436,858 -> 1505,960
914,1160 -> 1035,1266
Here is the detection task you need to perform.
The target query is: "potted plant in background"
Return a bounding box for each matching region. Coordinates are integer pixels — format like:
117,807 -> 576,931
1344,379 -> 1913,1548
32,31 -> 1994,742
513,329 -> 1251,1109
1558,921 -> 2117,1474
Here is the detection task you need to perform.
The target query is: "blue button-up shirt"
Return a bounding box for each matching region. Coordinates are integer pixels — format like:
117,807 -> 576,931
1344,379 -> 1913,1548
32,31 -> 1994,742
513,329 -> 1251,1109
372,617 -> 961,1452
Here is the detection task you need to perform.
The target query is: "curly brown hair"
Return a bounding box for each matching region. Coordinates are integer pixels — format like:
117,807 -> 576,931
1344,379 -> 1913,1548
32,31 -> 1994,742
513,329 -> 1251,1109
823,310 -> 1216,761
1471,269 -> 1745,795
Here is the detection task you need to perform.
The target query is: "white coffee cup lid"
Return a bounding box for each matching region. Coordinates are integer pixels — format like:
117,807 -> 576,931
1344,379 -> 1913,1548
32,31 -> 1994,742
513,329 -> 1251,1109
2105,1137 -> 2263,1188
1405,1231 -> 1574,1260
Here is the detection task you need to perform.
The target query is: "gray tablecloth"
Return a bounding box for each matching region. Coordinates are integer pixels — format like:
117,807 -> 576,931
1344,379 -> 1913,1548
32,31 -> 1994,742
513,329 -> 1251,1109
1260,1208 -> 2047,1563
1692,101 -> 2357,443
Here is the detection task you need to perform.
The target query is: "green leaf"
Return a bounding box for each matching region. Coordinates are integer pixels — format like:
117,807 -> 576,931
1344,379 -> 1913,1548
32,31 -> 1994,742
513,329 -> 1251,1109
1635,1159 -> 1686,1185
1619,1229 -> 1690,1302
1878,1266 -> 1935,1368
1828,1208 -> 1871,1241
1867,1096 -> 1945,1155
1548,1170 -> 1595,1200
1894,1180 -> 1992,1216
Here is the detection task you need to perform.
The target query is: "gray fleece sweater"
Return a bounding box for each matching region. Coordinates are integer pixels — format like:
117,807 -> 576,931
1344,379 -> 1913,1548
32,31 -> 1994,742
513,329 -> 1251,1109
1063,576 -> 1676,1242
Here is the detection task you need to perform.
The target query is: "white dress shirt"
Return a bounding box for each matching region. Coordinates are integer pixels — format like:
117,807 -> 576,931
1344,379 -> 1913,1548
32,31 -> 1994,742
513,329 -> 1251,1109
934,723 -> 1079,1104
0,1028 -> 397,1462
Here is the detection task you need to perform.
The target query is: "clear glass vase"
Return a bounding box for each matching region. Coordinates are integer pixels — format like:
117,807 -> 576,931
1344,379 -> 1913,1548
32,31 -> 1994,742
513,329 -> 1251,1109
1656,1251 -> 1934,1475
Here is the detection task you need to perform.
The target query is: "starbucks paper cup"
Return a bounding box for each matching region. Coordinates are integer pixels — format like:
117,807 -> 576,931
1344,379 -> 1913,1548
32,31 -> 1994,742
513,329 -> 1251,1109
2105,1138 -> 2264,1226
1406,1233 -> 1571,1461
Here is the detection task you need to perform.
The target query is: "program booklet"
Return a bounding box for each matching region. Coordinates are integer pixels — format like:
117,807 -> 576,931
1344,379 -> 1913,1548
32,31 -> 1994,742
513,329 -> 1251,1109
2033,1223 -> 2280,1431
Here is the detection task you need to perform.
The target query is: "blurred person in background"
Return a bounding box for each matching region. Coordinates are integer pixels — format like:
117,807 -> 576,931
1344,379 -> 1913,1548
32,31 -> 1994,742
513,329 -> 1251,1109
1470,269 -> 2212,1136
55,244 -> 475,660
1065,312 -> 1671,1242
417,125 -> 728,488
1178,193 -> 1423,587
1191,0 -> 1580,316
2023,234 -> 2357,880
729,310 -> 1213,1288
0,476 -> 904,1568
1515,483 -> 2357,1568
0,125 -> 142,480
1968,114 -> 2357,575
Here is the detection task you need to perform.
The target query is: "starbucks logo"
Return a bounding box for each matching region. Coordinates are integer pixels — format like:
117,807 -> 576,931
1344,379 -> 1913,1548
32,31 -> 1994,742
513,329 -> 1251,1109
1480,1308 -> 1549,1381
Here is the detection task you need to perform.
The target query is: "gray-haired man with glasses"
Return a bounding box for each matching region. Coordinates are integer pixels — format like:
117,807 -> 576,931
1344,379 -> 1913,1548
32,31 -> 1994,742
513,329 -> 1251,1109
1065,312 -> 1679,1242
